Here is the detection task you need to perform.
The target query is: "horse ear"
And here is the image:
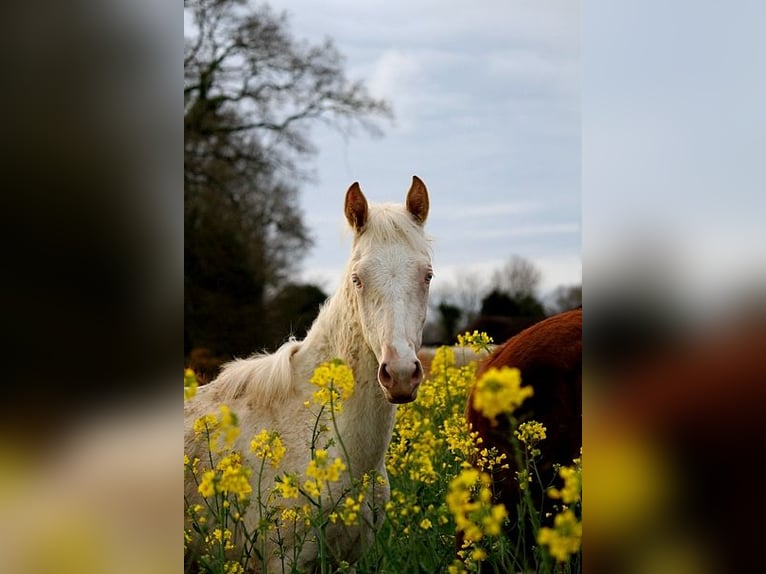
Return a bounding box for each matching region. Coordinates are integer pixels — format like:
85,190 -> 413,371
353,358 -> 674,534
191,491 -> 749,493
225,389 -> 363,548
344,181 -> 368,231
406,175 -> 429,225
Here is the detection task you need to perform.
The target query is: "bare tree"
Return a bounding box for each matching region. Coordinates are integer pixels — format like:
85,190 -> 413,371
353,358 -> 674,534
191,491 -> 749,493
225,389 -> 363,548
492,255 -> 543,300
547,284 -> 582,314
184,0 -> 392,357
430,271 -> 488,326
184,0 -> 391,179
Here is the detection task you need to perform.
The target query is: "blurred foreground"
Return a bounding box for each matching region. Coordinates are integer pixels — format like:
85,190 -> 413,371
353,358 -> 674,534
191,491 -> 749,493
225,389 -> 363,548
586,261 -> 766,574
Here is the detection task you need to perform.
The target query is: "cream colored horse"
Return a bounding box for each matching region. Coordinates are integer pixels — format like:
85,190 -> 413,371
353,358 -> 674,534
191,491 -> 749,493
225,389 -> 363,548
185,177 -> 432,572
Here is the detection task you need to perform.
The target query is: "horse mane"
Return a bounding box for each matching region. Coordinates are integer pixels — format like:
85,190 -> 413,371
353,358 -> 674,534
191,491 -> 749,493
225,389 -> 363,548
207,203 -> 431,408
213,339 -> 303,405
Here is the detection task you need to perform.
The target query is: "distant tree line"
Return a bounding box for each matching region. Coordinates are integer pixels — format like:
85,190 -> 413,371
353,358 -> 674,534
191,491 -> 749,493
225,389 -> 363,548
424,255 -> 582,345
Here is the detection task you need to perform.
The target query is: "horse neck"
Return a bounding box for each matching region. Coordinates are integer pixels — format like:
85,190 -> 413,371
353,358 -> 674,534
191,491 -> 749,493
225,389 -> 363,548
298,281 -> 397,471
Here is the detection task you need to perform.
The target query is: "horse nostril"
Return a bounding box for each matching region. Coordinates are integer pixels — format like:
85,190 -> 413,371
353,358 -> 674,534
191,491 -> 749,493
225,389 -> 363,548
412,361 -> 423,383
378,362 -> 393,387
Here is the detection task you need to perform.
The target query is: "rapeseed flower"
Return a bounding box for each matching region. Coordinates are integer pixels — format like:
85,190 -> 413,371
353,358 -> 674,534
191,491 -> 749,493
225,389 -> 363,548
443,416 -> 482,461
217,453 -> 253,501
515,420 -> 546,444
446,468 -> 507,543
196,452 -> 253,501
515,420 -> 546,456
184,368 -> 198,400
456,330 -> 494,354
338,494 -> 365,525
516,468 -> 532,491
476,447 -> 508,473
193,413 -> 218,437
301,449 -> 346,499
472,366 -> 531,423
537,509 -> 582,562
192,405 -> 241,452
306,449 -> 346,483
275,473 -> 300,499
249,429 -> 286,469
198,470 -> 216,498
548,461 -> 582,505
205,528 -> 235,551
430,345 -> 456,378
310,358 -> 355,412
219,405 -> 240,446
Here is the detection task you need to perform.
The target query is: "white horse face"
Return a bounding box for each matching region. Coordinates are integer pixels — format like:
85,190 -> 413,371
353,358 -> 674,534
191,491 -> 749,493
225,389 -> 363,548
345,177 -> 432,404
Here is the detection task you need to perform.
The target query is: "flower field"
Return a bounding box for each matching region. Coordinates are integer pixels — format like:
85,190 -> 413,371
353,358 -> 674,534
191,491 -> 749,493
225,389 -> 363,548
184,335 -> 582,573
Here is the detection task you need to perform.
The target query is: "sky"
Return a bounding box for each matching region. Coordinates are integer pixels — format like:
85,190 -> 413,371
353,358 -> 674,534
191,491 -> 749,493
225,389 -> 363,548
582,0 -> 766,316
265,0 -> 581,298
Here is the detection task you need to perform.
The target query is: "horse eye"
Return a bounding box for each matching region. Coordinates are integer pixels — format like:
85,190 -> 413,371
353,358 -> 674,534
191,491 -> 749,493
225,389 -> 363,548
425,272 -> 434,284
351,273 -> 362,288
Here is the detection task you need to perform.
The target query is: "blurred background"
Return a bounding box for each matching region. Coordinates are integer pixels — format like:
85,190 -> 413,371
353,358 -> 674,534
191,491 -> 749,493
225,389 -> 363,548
1,1 -> 765,573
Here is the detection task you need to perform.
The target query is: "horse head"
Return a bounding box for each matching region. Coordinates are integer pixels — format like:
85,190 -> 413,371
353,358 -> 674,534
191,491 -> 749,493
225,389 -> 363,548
344,176 -> 432,403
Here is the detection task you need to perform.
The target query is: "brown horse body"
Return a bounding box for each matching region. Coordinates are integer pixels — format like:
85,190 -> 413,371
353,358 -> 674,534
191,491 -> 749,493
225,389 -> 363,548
466,308 -> 582,554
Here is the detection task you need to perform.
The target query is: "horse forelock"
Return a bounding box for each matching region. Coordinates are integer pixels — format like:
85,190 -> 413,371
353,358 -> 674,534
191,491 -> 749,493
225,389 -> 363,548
352,203 -> 432,258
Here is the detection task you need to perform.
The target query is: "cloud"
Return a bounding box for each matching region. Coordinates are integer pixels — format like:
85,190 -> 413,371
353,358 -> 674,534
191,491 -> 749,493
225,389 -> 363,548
367,49 -> 424,132
438,200 -> 544,219
263,0 -> 581,291
487,48 -> 579,100
474,223 -> 581,239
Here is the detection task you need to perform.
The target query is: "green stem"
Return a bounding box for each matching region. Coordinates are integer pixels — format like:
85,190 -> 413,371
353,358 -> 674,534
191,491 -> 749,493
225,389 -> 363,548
328,387 -> 353,478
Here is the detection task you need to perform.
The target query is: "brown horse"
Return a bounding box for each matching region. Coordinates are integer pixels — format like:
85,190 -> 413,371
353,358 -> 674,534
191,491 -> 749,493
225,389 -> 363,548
465,308 -> 582,560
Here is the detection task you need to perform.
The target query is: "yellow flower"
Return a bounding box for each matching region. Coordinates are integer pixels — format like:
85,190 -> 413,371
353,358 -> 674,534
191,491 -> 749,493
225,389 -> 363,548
471,547 -> 487,561
482,504 -> 507,536
516,469 -> 532,491
281,508 -> 299,522
429,346 -> 456,380
303,479 -> 321,498
249,429 -> 286,469
475,446 -> 508,472
192,407 -> 241,453
306,449 -> 346,484
275,474 -> 299,499
447,468 -> 507,543
216,453 -> 253,501
184,368 -> 198,400
472,367 -> 532,422
339,494 -> 364,525
456,330 -> 494,354
548,464 -> 582,505
515,420 -> 546,444
193,413 -> 218,436
309,359 -> 355,411
195,452 -> 252,501
198,470 -> 216,498
419,518 -> 432,530
205,527 -> 234,548
537,509 -> 582,562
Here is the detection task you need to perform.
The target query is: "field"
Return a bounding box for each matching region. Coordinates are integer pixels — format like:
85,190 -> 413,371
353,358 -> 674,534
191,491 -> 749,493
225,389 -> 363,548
184,336 -> 582,573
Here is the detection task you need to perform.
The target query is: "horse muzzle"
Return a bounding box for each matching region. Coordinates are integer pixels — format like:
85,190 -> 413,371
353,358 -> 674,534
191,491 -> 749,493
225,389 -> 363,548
377,354 -> 424,403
